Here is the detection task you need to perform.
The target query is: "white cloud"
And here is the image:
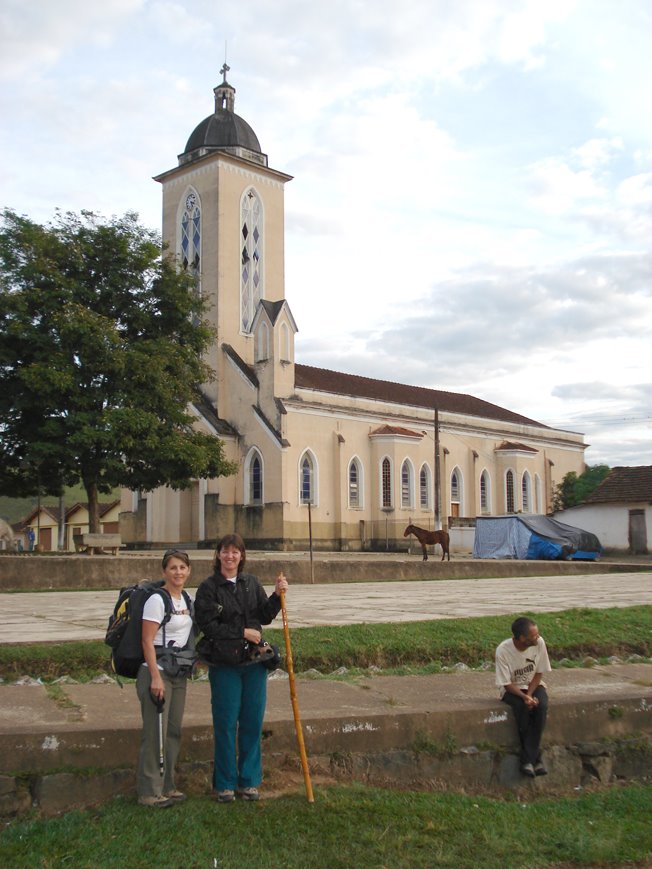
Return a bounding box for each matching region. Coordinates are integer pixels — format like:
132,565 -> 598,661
2,0 -> 652,467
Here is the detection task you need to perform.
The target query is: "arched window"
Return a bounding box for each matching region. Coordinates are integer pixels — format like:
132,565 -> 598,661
419,464 -> 431,509
255,321 -> 269,362
299,450 -> 317,505
480,470 -> 491,513
522,470 -> 532,513
506,470 -> 515,513
400,460 -> 414,509
181,189 -> 201,279
245,448 -> 263,505
535,474 -> 543,513
241,188 -> 263,332
348,458 -> 363,509
450,467 -> 462,517
381,457 -> 393,509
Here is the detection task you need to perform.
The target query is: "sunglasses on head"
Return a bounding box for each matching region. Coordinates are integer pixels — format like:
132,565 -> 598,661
163,548 -> 189,559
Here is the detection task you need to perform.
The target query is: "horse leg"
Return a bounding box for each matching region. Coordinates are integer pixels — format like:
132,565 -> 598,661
421,542 -> 428,561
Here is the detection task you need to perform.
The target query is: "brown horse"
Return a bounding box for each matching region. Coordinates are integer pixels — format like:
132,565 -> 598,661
404,524 -> 450,562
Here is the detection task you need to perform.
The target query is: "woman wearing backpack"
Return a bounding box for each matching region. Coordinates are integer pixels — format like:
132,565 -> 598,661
136,548 -> 195,808
194,533 -> 289,803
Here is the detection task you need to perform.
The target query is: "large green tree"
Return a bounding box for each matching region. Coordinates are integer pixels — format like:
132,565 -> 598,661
0,208 -> 236,531
552,464 -> 611,511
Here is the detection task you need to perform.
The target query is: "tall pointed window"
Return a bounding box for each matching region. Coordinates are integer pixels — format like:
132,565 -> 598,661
181,190 -> 201,281
419,464 -> 431,509
245,448 -> 263,506
522,471 -> 531,513
480,470 -> 490,513
450,467 -> 462,517
381,457 -> 393,509
241,188 -> 263,332
299,451 -> 317,505
506,470 -> 515,513
348,458 -> 362,508
401,460 -> 414,509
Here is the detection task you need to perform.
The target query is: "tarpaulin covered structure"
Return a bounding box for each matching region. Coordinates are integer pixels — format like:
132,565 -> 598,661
473,515 -> 602,560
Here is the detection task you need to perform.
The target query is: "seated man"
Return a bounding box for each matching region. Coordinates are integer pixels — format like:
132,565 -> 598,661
495,616 -> 551,778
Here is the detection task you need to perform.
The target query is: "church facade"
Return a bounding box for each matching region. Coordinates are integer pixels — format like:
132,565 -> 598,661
119,71 -> 587,550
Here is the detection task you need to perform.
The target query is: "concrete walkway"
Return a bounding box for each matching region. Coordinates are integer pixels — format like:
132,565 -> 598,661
1,571 -> 651,644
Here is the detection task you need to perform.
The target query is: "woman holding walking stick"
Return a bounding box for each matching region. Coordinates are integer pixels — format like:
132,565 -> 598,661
195,533 -> 289,803
136,549 -> 195,808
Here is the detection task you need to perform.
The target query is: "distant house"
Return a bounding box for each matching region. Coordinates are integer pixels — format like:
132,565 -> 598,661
22,500 -> 121,552
554,466 -> 652,553
65,501 -> 121,550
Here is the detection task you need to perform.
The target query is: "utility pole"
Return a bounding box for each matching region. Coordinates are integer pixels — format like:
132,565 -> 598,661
434,408 -> 441,530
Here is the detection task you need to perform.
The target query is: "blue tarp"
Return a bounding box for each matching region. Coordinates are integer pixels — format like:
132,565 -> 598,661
473,515 -> 602,560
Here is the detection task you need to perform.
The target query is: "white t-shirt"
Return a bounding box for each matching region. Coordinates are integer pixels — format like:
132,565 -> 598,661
495,636 -> 551,698
142,591 -> 192,649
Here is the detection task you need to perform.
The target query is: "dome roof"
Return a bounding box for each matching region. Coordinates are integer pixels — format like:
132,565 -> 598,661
179,70 -> 267,168
184,110 -> 261,155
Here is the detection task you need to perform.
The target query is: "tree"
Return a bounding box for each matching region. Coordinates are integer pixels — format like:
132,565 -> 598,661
0,208 -> 237,532
552,464 -> 611,511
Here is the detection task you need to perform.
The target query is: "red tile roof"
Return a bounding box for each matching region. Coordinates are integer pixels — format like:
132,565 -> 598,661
584,466 -> 652,504
495,440 -> 538,453
370,425 -> 424,438
294,364 -> 546,427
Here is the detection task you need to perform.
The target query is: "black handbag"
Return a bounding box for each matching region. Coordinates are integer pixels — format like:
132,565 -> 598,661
196,635 -> 247,667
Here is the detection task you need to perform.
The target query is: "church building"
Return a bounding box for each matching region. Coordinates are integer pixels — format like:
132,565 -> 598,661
119,69 -> 587,550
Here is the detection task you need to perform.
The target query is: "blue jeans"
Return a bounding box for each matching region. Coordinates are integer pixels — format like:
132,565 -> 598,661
208,663 -> 268,791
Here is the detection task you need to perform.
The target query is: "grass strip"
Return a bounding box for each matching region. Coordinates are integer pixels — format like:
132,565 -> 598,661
1,783 -> 651,868
0,605 -> 650,682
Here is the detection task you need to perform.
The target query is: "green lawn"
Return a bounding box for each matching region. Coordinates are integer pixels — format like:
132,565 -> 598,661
1,784 -> 651,868
0,604 -> 650,682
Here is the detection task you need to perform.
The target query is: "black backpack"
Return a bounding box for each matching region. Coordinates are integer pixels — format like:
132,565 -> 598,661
105,579 -> 192,679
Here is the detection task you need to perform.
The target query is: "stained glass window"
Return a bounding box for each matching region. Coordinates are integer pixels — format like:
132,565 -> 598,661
381,458 -> 392,509
181,190 -> 201,281
241,188 -> 263,332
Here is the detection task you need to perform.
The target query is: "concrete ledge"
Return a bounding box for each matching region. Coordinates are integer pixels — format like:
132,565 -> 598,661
1,553 -> 648,591
0,664 -> 650,815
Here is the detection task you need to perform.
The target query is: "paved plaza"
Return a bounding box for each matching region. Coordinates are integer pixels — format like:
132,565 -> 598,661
1,570 -> 651,644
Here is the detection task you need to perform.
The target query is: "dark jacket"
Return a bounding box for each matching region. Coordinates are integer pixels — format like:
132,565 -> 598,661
194,571 -> 281,644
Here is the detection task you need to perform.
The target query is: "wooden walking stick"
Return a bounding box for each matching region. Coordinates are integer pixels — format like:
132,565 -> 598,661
279,580 -> 314,803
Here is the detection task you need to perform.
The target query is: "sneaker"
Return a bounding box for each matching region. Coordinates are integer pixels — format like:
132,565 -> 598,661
164,790 -> 187,802
215,789 -> 235,803
138,795 -> 174,808
238,787 -> 260,801
534,763 -> 548,776
520,762 -> 536,778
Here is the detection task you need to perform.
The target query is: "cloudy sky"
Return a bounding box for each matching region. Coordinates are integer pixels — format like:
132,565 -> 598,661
1,0 -> 651,467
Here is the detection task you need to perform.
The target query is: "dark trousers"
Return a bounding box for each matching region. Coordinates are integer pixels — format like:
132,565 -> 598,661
501,686 -> 548,765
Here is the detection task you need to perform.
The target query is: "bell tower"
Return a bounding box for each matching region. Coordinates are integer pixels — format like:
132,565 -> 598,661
154,68 -> 293,412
